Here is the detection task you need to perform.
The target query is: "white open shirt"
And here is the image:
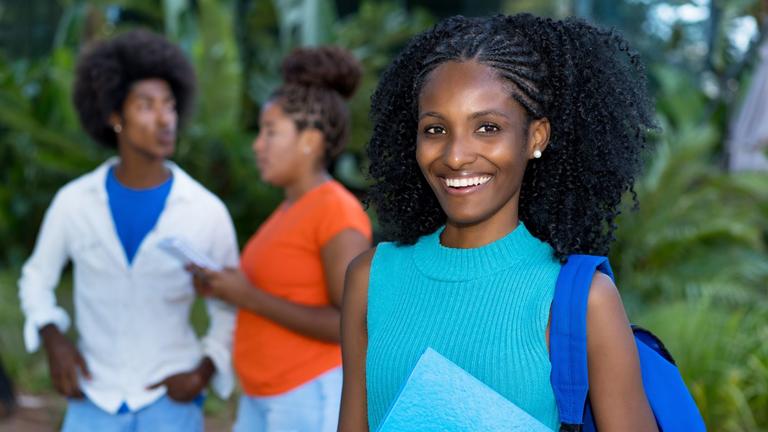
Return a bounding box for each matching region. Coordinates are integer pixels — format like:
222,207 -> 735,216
18,158 -> 239,413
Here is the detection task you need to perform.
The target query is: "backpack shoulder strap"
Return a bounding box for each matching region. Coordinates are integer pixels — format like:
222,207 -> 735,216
550,254 -> 614,429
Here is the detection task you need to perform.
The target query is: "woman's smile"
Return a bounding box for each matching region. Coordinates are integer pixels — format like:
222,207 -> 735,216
439,173 -> 494,195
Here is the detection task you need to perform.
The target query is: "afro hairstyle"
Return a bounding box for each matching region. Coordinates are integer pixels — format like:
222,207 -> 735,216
72,28 -> 196,148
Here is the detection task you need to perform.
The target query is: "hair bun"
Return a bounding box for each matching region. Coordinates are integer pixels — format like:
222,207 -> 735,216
281,46 -> 362,99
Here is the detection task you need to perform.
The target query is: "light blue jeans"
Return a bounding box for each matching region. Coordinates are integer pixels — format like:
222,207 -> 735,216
61,395 -> 203,432
233,366 -> 343,432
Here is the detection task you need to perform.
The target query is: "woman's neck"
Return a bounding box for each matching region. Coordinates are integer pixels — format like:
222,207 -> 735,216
283,169 -> 331,204
441,208 -> 520,249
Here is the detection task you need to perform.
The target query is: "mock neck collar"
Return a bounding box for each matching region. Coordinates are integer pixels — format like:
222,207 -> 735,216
411,222 -> 556,281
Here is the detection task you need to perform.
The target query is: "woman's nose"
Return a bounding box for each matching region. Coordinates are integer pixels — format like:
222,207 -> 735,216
253,133 -> 265,154
442,136 -> 476,170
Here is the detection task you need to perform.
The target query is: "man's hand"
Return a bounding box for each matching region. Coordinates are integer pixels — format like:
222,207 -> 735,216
147,357 -> 215,402
40,324 -> 90,398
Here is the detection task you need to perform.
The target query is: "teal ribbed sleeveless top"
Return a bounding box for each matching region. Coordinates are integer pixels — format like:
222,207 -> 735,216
366,223 -> 561,431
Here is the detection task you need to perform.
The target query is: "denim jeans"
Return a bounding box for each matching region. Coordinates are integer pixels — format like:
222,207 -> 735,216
233,367 -> 342,432
61,395 -> 203,432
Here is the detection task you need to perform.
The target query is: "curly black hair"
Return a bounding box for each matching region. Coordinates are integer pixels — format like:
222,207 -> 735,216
367,14 -> 658,260
72,28 -> 196,148
270,46 -> 362,166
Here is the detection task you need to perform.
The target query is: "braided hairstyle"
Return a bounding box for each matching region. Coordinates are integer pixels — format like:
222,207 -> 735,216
270,46 -> 363,166
73,29 -> 196,148
367,14 -> 658,261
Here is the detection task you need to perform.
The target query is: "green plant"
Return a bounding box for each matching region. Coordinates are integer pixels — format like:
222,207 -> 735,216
0,51 -> 108,268
637,300 -> 768,431
610,63 -> 768,431
611,64 -> 768,312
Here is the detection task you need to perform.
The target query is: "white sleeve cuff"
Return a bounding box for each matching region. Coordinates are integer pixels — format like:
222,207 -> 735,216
201,337 -> 234,399
23,307 -> 70,352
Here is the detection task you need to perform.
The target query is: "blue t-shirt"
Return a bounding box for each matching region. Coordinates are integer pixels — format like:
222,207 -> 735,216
106,166 -> 173,264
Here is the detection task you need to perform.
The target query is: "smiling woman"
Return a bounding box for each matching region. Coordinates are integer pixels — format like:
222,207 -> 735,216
339,14 -> 660,432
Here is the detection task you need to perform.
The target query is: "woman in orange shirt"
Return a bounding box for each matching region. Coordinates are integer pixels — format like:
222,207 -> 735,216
192,46 -> 371,431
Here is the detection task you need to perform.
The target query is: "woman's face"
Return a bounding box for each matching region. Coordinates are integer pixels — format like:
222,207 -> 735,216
112,78 -> 177,160
416,60 -> 548,231
252,100 -> 305,187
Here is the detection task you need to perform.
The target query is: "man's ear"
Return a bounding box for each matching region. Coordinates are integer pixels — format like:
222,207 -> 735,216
527,117 -> 551,159
109,112 -> 122,130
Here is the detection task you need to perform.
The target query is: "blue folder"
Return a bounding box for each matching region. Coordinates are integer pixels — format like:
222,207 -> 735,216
377,348 -> 554,432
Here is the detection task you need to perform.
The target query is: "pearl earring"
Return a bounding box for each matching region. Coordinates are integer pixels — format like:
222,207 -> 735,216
113,124 -> 122,134
533,150 -> 542,159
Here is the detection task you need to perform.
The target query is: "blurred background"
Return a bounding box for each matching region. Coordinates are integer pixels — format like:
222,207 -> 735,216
0,0 -> 766,430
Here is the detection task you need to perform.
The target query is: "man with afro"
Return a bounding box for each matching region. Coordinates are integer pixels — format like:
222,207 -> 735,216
18,29 -> 238,431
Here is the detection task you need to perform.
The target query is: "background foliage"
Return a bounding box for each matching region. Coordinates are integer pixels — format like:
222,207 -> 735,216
1,0 -> 766,430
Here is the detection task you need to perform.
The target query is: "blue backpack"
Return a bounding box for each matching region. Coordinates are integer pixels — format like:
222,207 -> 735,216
549,255 -> 706,432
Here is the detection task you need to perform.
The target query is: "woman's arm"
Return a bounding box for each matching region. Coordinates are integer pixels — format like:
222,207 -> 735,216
587,273 -> 658,432
338,248 -> 375,432
196,228 -> 369,343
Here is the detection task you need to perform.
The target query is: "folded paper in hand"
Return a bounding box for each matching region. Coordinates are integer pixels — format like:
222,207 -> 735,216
158,237 -> 222,271
377,347 -> 554,432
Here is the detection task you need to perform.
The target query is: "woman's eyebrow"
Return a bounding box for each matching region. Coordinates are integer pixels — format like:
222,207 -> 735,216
418,111 -> 445,121
469,110 -> 510,120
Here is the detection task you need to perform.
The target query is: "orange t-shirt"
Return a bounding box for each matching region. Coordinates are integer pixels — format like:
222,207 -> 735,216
234,180 -> 372,396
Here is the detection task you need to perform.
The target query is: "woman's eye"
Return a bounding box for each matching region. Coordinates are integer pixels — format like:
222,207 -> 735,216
424,126 -> 446,135
476,123 -> 500,134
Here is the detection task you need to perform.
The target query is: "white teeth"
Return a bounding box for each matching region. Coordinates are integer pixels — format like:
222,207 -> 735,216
444,176 -> 491,188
